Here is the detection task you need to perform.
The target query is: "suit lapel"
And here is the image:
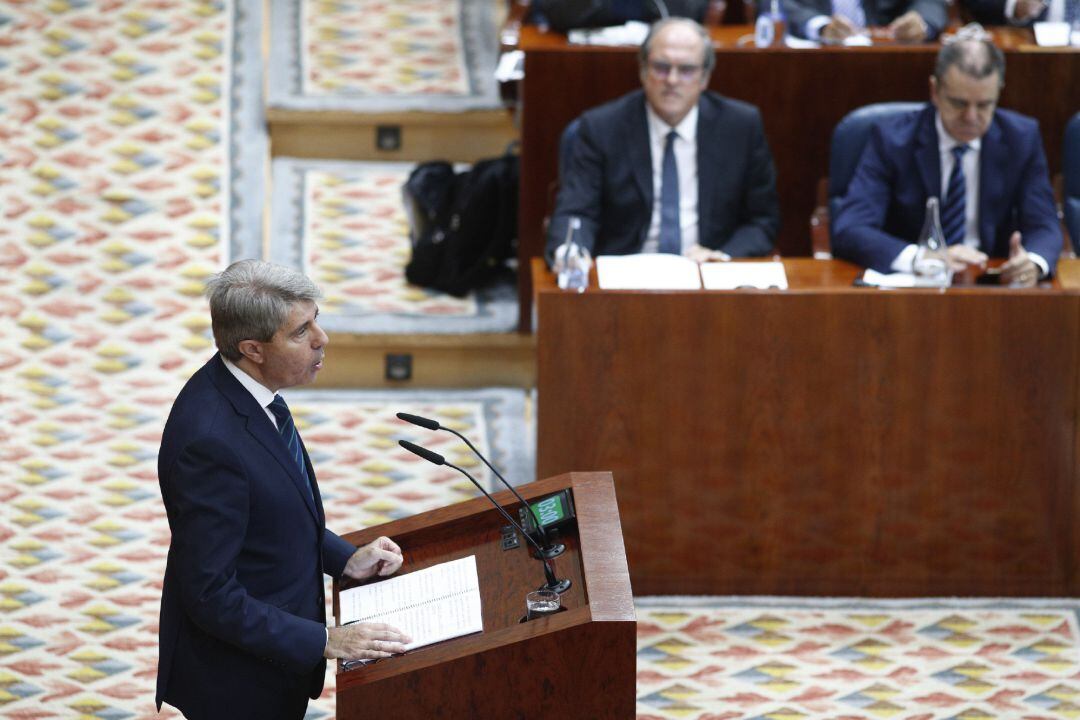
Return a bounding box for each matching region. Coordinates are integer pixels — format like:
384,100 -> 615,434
626,94 -> 652,244
978,117 -> 1006,254
914,109 -> 940,204
209,356 -> 319,522
697,96 -> 716,244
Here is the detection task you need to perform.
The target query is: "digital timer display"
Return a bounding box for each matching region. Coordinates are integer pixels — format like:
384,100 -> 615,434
520,489 -> 576,534
532,495 -> 567,526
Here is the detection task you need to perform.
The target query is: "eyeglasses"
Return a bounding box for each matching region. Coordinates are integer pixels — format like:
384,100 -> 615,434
646,60 -> 704,82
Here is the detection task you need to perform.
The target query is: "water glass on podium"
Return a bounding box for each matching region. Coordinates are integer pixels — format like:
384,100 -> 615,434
525,590 -> 561,621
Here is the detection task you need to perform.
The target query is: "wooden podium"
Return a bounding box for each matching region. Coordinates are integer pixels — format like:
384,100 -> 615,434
333,472 -> 636,719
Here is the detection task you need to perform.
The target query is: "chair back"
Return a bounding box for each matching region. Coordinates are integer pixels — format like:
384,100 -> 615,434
828,102 -> 922,221
1064,111 -> 1080,253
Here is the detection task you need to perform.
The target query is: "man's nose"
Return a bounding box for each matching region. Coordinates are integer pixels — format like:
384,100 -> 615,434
312,322 -> 328,347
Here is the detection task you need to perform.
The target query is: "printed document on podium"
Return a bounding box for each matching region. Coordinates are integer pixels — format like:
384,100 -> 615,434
339,555 -> 482,653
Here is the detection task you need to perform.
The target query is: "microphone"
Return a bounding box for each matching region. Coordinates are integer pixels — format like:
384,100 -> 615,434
396,412 -> 565,559
398,439 -> 571,594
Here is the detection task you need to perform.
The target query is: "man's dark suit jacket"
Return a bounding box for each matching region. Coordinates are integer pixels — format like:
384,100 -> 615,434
780,0 -> 948,38
963,0 -> 1047,25
545,89 -> 780,263
156,354 -> 355,719
832,104 -> 1062,274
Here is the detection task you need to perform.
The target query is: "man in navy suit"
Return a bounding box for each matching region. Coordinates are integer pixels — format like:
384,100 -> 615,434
546,17 -> 780,269
832,37 -> 1061,285
157,260 -> 411,719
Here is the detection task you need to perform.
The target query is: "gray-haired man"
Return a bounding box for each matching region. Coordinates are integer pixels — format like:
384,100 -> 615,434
156,260 -> 410,719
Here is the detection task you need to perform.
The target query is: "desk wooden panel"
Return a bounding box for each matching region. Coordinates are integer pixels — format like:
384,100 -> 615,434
518,26 -> 1080,328
534,259 -> 1080,596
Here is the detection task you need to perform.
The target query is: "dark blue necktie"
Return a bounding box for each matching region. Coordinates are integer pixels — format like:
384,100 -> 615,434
268,395 -> 314,501
658,129 -> 681,255
941,144 -> 968,247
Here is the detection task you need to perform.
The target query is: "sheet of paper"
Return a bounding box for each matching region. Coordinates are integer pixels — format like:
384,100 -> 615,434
700,261 -> 788,290
1033,21 -> 1070,47
567,21 -> 649,46
596,253 -> 702,290
339,555 -> 482,653
861,268 -> 948,288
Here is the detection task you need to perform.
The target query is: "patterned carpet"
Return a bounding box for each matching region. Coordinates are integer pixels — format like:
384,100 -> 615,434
0,1 -> 522,717
271,157 -> 518,333
5,2 -> 1080,719
268,0 -> 503,113
636,598 -> 1080,720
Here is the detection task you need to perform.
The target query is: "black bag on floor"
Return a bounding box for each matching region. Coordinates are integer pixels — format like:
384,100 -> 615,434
402,153 -> 519,298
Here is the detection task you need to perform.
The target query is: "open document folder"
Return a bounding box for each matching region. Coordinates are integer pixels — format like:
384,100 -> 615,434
596,254 -> 788,290
339,555 -> 482,661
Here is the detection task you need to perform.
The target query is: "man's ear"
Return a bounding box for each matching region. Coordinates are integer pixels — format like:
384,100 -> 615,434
237,339 -> 264,365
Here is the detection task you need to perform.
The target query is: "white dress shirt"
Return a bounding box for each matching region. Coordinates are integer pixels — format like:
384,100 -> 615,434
642,103 -> 700,255
223,356 -> 279,429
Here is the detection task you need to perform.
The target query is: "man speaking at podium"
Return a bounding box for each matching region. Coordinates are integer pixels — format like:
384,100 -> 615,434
156,260 -> 410,719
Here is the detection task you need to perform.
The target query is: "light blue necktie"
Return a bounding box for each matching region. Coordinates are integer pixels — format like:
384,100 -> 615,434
941,145 -> 969,247
658,130 -> 681,255
268,395 -> 314,501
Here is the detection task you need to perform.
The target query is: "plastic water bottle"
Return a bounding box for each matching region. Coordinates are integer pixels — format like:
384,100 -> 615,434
557,217 -> 588,292
912,197 -> 951,286
755,0 -> 786,47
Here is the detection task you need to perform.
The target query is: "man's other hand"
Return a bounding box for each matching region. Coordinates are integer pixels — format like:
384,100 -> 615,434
324,622 -> 411,660
685,244 -> 731,263
945,244 -> 988,273
999,231 -> 1039,287
821,14 -> 859,42
888,11 -> 928,42
1013,0 -> 1047,21
344,536 -> 403,580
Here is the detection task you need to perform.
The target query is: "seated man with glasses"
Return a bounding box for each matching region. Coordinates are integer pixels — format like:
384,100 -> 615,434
546,17 -> 780,269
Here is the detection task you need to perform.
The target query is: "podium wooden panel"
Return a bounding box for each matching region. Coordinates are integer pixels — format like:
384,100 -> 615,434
333,472 -> 635,719
516,26 -> 1080,329
535,259 -> 1080,597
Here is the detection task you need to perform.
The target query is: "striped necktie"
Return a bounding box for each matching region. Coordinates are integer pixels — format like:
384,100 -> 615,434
941,144 -> 969,247
268,395 -> 314,501
658,130 -> 681,255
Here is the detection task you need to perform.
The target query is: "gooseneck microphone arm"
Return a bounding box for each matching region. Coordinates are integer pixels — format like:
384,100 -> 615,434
398,440 -> 571,594
395,412 -> 562,558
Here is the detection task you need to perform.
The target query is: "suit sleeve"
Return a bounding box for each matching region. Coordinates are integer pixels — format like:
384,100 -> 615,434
1015,124 -> 1063,273
545,116 -> 604,265
908,0 -> 948,36
166,436 -> 327,675
963,0 -> 1010,25
322,529 -> 356,579
722,108 -> 780,257
780,0 -> 827,37
832,123 -> 912,272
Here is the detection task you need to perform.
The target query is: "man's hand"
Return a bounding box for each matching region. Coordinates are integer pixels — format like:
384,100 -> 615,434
821,14 -> 859,42
887,11 -> 928,42
344,536 -> 403,581
324,622 -> 411,660
1013,0 -> 1047,21
945,244 -> 988,273
999,231 -> 1040,287
685,244 -> 731,263
552,243 -> 592,275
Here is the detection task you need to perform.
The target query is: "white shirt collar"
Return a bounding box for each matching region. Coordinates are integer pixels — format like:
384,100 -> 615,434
222,355 -> 277,409
935,112 -> 981,155
646,102 -> 699,143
